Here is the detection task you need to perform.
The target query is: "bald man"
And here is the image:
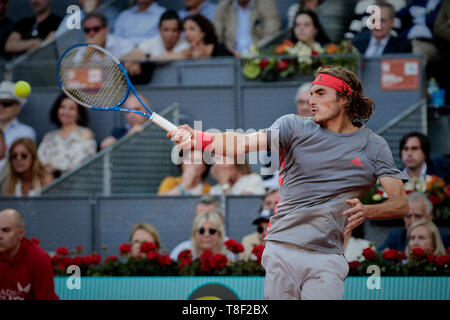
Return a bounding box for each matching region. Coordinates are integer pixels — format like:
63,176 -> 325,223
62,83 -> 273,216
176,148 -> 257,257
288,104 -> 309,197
0,209 -> 58,300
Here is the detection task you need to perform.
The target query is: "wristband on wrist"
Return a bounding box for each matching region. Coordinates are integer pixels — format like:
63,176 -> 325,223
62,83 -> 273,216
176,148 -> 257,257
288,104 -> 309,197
194,130 -> 214,151
176,185 -> 186,195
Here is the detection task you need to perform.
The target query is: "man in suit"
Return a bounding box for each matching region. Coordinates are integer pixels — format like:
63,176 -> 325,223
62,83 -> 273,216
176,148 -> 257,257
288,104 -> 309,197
352,2 -> 411,57
378,191 -> 450,251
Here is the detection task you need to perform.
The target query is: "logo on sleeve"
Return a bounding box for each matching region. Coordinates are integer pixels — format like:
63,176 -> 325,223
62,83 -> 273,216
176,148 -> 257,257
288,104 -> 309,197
350,157 -> 363,167
17,282 -> 31,294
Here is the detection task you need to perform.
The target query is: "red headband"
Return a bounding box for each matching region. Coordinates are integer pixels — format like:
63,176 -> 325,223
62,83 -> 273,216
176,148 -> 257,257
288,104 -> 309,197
312,73 -> 353,96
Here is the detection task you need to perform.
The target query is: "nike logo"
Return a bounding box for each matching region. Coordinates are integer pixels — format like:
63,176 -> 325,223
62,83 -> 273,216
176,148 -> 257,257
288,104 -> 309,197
350,157 -> 363,166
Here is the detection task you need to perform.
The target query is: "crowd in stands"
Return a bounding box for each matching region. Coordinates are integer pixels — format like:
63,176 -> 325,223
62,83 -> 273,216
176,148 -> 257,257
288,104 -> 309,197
0,0 -> 449,284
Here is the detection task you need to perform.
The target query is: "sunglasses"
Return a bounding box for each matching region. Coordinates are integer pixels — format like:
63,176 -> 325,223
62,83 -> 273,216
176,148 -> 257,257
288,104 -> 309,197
83,26 -> 103,34
257,226 -> 265,234
0,100 -> 17,108
198,227 -> 218,235
10,152 -> 30,160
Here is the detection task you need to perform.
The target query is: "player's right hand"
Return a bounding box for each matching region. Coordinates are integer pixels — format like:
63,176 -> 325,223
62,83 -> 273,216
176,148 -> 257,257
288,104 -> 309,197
167,124 -> 194,150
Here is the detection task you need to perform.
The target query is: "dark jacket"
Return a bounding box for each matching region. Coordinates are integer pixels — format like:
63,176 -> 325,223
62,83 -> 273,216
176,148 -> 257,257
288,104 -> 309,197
378,227 -> 450,252
352,29 -> 412,56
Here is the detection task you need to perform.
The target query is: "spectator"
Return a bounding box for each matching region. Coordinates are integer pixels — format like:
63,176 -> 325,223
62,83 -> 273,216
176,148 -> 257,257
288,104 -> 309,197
2,138 -> 53,196
343,223 -> 371,262
240,188 -> 278,260
397,0 -> 442,66
406,220 -> 446,256
0,81 -> 36,149
214,0 -> 281,55
287,0 -> 326,28
82,12 -> 135,60
169,196 -> 224,260
158,149 -> 212,195
179,0 -> 217,23
183,13 -> 233,58
4,0 -> 61,58
55,0 -> 119,36
296,82 -> 314,117
290,9 -> 330,46
129,223 -> 164,258
100,95 -> 149,150
209,156 -> 265,195
400,131 -> 450,183
113,0 -> 166,46
352,2 -> 411,57
378,191 -> 450,251
0,129 -> 6,184
120,10 -> 190,80
37,93 -> 97,178
0,0 -> 13,58
344,0 -> 406,40
0,209 -> 58,299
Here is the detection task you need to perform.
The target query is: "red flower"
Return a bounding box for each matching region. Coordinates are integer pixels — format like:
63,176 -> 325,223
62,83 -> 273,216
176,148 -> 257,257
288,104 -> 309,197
83,254 -> 101,266
178,258 -> 192,270
251,244 -> 265,264
178,249 -> 192,261
224,239 -> 244,254
397,251 -> 407,262
383,249 -> 399,261
56,247 -> 69,256
411,247 -> 426,259
30,237 -> 40,245
200,250 -> 215,271
260,59 -> 270,70
147,251 -> 159,260
428,195 -> 441,206
276,59 -> 289,71
348,260 -> 360,271
362,248 -> 376,260
213,254 -> 228,270
75,245 -> 84,253
446,247 -> 450,254
436,255 -> 450,267
72,256 -> 84,266
105,256 -> 118,264
140,241 -> 157,253
427,254 -> 436,264
157,254 -> 171,267
376,190 -> 384,195
119,243 -> 131,255
311,50 -> 319,56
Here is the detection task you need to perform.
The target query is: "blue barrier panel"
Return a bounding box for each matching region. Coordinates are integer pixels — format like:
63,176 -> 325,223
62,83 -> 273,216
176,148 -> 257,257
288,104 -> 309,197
54,276 -> 449,300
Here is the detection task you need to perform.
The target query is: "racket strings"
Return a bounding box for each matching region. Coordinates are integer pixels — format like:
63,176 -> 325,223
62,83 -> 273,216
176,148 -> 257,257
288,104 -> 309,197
59,46 -> 127,109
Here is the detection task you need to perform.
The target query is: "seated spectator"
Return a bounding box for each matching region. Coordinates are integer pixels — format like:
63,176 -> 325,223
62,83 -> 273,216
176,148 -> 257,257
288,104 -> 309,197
352,2 -> 411,57
179,0 -> 217,23
240,188 -> 277,260
0,209 -> 59,299
209,156 -> 265,195
100,95 -> 149,150
378,191 -> 450,251
82,12 -> 135,59
344,0 -> 406,40
2,138 -> 53,196
38,94 -> 97,178
183,14 -> 233,58
287,0 -> 326,28
0,129 -> 7,184
120,10 -> 190,80
400,131 -> 450,183
4,0 -> 61,58
189,210 -> 233,259
55,0 -> 119,36
406,220 -> 446,256
214,0 -> 281,55
129,222 -> 164,258
296,82 -> 313,117
113,0 -> 166,46
343,223 -> 371,262
0,81 -> 36,148
169,196 -> 224,260
397,0 -> 442,66
290,9 -> 330,47
0,0 -> 13,58
158,149 -> 212,195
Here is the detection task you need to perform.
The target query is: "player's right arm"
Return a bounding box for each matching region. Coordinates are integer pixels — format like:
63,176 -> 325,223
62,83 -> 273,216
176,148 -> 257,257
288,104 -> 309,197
167,124 -> 268,156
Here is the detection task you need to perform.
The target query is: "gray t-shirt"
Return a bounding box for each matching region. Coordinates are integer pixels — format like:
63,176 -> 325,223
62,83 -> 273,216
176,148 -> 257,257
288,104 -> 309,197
265,114 -> 407,254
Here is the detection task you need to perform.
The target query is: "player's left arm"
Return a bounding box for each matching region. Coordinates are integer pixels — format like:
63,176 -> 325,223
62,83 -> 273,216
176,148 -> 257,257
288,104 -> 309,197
343,176 -> 408,235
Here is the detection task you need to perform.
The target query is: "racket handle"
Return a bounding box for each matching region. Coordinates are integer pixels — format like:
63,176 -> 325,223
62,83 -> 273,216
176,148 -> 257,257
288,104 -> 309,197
150,113 -> 178,132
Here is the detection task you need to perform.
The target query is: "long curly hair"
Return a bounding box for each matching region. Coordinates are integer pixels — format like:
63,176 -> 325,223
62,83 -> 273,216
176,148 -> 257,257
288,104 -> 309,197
315,66 -> 375,123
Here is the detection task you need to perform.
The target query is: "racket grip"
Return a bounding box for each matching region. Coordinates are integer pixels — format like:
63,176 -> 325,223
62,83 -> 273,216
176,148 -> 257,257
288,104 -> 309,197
150,113 -> 178,132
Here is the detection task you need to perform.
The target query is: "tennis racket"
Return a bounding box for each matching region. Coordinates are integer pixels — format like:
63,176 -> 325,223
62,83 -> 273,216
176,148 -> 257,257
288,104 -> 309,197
56,43 -> 177,132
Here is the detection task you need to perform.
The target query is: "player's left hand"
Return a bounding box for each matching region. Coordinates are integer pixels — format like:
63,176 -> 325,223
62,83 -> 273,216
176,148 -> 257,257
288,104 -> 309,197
343,198 -> 367,236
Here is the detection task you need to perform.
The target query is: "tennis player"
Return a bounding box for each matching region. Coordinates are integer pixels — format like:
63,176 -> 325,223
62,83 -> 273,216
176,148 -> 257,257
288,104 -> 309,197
169,66 -> 409,300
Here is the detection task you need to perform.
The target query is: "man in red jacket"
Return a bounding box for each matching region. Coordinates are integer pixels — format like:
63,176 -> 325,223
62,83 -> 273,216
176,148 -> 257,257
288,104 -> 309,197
0,208 -> 58,300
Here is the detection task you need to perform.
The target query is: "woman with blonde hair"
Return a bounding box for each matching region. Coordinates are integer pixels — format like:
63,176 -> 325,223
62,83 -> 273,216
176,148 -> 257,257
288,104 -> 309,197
407,220 -> 445,256
190,211 -> 228,259
129,223 -> 164,258
2,138 -> 53,196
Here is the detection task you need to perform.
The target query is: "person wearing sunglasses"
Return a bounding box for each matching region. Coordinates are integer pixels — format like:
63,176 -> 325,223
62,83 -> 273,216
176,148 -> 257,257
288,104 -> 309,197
2,137 -> 53,196
0,81 -> 36,150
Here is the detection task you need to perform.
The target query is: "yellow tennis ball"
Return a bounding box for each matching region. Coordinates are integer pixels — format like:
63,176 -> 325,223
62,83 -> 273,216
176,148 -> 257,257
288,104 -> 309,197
14,81 -> 31,98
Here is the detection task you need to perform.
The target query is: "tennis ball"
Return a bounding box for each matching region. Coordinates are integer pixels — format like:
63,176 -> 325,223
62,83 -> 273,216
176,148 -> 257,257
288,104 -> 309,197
14,81 -> 31,98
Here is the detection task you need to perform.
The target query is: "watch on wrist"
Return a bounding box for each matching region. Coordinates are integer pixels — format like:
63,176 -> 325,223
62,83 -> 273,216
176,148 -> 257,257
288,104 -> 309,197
221,183 -> 231,191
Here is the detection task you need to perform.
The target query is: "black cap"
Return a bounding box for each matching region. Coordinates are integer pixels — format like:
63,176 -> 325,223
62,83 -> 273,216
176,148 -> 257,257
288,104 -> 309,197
252,209 -> 274,225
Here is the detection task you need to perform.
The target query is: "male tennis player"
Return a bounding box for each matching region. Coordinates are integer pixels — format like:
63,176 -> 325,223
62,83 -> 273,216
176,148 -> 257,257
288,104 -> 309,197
168,66 -> 409,300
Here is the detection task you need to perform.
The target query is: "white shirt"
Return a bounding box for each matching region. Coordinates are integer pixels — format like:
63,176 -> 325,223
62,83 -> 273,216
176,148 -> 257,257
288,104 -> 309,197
3,119 -> 36,149
402,163 -> 428,181
344,237 -> 371,262
234,0 -> 254,54
106,33 -> 136,59
138,34 -> 190,57
365,35 -> 391,57
210,173 -> 266,195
